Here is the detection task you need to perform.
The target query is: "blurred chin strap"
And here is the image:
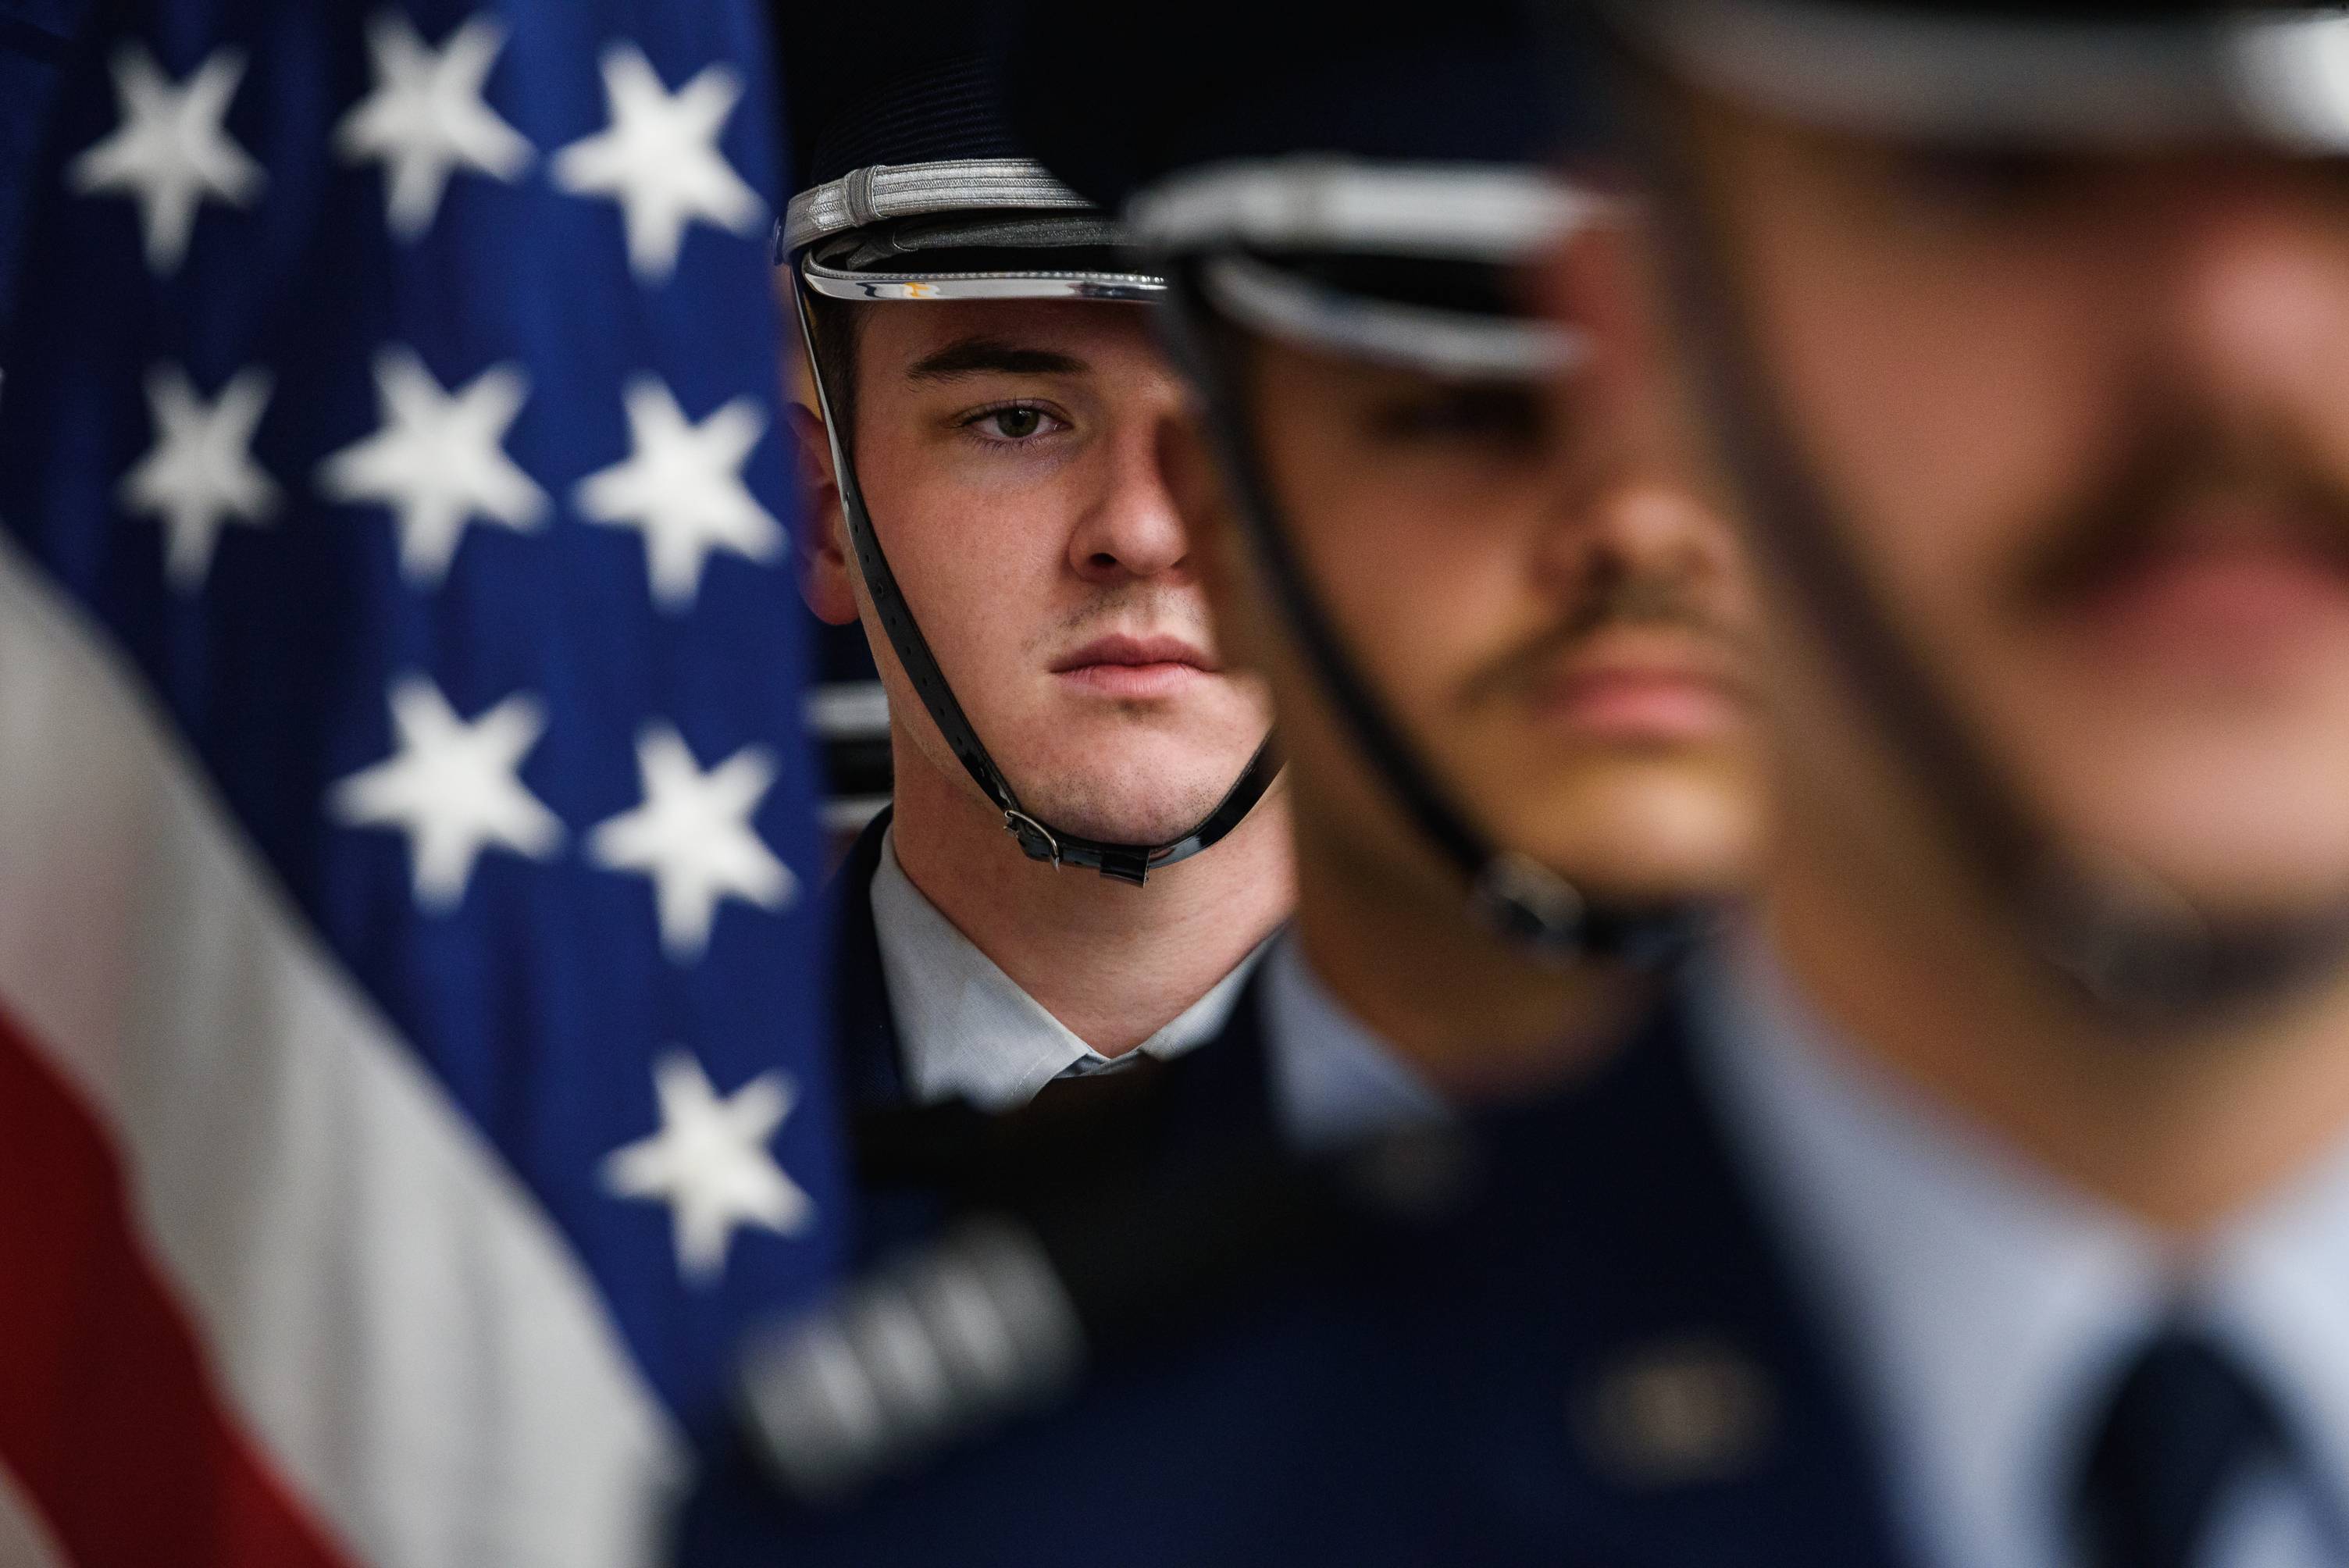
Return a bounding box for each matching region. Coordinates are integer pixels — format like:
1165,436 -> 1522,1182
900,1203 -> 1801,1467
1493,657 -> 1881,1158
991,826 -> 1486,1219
790,279 -> 1279,886
1153,261 -> 1701,968
1616,55 -> 2349,1023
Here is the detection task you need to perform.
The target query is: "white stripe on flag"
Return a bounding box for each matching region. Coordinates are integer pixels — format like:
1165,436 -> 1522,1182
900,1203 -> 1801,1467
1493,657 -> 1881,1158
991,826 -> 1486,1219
0,531 -> 686,1568
803,680 -> 889,739
0,1462 -> 70,1568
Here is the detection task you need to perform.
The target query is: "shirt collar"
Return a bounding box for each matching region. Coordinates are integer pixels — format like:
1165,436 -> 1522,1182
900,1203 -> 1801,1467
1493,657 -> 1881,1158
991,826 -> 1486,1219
1261,934 -> 1449,1153
1692,929 -> 2349,1568
2201,1124 -> 2349,1501
869,827 -> 1264,1111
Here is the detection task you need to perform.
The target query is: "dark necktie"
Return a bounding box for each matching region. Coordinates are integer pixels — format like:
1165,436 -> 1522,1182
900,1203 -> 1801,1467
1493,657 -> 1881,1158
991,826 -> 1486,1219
2073,1327 -> 2294,1568
1030,1049 -> 1167,1108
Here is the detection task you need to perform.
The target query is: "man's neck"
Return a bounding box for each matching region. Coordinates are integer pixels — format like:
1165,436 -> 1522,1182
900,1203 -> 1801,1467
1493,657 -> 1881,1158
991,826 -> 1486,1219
886,745 -> 1293,1057
1768,805 -> 2349,1236
1290,837 -> 1650,1103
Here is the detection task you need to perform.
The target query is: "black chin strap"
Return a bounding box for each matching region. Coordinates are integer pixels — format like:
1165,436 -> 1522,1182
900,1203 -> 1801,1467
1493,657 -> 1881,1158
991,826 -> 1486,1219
1157,262 -> 1698,969
791,279 -> 1279,886
1623,77 -> 2349,1022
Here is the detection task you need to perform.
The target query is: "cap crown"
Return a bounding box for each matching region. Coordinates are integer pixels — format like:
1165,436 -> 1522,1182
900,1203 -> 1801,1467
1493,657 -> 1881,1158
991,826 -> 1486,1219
1003,2 -> 1591,213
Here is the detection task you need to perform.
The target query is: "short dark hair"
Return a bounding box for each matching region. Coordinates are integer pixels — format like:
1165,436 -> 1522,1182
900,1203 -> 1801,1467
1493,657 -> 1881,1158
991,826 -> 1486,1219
800,290 -> 864,454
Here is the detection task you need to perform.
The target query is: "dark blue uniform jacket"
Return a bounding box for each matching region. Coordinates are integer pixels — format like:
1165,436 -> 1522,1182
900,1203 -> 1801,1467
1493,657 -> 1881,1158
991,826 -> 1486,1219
829,805 -> 911,1117
768,990 -> 1919,1566
675,813 -> 1294,1563
827,804 -> 1280,1263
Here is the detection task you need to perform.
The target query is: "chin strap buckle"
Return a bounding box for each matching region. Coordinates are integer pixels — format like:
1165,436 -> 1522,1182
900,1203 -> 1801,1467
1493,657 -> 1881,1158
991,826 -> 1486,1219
1470,852 -> 1588,963
2026,847 -> 2213,1014
1001,810 -> 1158,886
1003,810 -> 1063,870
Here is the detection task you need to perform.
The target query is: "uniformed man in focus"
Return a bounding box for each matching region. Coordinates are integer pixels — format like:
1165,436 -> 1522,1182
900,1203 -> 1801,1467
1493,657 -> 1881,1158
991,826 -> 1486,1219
775,11 -> 1289,1153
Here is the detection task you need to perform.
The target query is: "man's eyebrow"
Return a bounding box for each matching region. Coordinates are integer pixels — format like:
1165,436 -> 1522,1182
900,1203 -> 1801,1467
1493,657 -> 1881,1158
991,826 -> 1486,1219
904,337 -> 1089,383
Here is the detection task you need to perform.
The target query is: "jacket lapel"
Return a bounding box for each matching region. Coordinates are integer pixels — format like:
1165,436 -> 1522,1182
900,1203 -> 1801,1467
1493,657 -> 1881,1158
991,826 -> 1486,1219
1153,966 -> 1279,1146
828,805 -> 909,1114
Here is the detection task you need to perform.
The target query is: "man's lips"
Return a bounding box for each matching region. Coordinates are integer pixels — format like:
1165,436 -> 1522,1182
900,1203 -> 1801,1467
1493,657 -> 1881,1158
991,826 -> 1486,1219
2052,526 -> 2349,665
1520,634 -> 1750,743
1050,633 -> 1222,699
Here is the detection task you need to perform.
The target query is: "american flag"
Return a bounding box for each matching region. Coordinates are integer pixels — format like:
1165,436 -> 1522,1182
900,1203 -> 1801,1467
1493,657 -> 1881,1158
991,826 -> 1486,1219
0,0 -> 847,1563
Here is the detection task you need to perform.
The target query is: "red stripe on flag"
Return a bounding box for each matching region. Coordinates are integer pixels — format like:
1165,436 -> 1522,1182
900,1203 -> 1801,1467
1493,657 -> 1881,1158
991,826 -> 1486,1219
0,1001 -> 356,1568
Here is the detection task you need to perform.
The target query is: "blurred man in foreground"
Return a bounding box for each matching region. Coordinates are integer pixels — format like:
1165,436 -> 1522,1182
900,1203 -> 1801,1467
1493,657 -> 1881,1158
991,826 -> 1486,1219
777,13 -> 1289,1140
1544,2 -> 2349,1563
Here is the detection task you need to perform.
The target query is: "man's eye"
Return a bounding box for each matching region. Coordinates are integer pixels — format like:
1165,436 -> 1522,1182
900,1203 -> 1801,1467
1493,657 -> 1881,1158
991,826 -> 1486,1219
971,406 -> 1053,441
1887,146 -> 2075,214
1367,386 -> 1543,447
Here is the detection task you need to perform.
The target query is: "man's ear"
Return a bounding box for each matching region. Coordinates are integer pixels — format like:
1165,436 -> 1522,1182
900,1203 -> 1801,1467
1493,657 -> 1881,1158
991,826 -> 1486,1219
787,401 -> 861,626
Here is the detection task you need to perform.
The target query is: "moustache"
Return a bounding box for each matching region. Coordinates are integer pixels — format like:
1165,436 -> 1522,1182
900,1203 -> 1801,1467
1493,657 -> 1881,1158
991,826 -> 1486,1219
1038,584 -> 1215,648
2009,416 -> 2349,614
1459,565 -> 1742,708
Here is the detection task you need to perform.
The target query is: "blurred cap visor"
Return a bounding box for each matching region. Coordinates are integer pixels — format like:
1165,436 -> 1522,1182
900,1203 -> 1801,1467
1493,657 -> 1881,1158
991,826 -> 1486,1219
1596,0 -> 2349,151
1128,158 -> 1606,381
1000,5 -> 1614,382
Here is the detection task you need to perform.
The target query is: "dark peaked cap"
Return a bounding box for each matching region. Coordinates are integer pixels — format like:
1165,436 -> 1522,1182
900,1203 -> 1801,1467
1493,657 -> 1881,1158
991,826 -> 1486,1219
774,1 -> 1138,292
1001,2 -> 1602,213
778,4 -> 1025,193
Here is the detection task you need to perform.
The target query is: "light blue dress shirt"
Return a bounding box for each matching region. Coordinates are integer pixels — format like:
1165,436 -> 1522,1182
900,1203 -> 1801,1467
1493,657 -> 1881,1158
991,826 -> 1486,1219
1260,934 -> 1449,1153
868,829 -> 1264,1110
1695,933 -> 2349,1568
872,843 -> 1442,1149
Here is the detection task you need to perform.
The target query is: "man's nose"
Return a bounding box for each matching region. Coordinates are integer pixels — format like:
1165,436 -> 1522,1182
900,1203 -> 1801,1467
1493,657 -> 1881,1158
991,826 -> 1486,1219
1067,413 -> 1193,583
1542,473 -> 1734,596
2156,165 -> 2349,470
1533,390 -> 1736,599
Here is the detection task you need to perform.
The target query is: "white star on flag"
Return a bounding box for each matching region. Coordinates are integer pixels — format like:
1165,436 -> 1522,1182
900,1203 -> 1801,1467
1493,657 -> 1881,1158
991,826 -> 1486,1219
69,43 -> 266,275
329,674 -> 565,911
335,11 -> 534,241
550,44 -> 761,282
601,1049 -> 812,1285
589,724 -> 797,963
119,362 -> 278,591
318,347 -> 549,586
576,377 -> 782,611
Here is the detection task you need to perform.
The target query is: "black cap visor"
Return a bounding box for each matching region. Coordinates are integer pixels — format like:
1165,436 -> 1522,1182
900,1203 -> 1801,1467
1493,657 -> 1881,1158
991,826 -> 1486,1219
1131,159 -> 1602,380
782,159 -> 1164,302
800,225 -> 1164,304
1196,254 -> 1581,380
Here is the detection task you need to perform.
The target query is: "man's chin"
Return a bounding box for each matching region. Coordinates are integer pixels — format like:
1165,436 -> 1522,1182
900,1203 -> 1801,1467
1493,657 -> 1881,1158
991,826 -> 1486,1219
2026,782 -> 2349,935
1491,768 -> 1762,909
1002,717 -> 1268,840
2090,843 -> 2349,936
995,774 -> 1259,853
